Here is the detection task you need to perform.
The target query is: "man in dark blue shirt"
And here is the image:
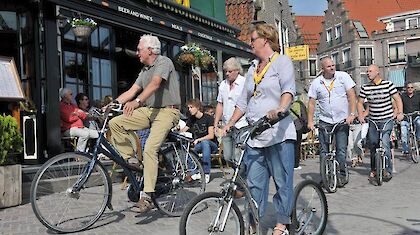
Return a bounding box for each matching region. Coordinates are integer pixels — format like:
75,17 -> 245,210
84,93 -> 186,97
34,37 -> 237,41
400,82 -> 420,154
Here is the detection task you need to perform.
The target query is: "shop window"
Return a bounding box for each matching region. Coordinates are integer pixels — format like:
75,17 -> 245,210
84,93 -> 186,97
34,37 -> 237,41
91,57 -> 112,100
61,14 -> 114,101
201,72 -> 218,105
64,51 -> 88,95
0,11 -> 17,31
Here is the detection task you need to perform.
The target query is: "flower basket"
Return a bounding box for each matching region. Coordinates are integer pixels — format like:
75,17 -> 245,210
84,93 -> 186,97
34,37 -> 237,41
72,25 -> 93,38
68,17 -> 97,38
177,43 -> 216,70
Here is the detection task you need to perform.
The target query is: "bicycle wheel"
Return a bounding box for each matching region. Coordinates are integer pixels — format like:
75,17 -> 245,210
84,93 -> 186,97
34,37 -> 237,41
320,157 -> 336,193
375,153 -> 383,186
155,149 -> 206,217
179,192 -> 244,235
292,180 -> 328,235
30,152 -> 111,233
409,134 -> 419,163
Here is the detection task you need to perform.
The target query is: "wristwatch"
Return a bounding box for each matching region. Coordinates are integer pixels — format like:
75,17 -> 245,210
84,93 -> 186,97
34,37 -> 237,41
135,98 -> 141,104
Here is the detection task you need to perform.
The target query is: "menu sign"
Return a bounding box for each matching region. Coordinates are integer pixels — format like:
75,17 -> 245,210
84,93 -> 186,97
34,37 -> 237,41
0,56 -> 25,101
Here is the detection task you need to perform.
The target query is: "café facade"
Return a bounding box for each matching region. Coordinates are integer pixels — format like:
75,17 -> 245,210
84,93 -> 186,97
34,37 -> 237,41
0,0 -> 253,161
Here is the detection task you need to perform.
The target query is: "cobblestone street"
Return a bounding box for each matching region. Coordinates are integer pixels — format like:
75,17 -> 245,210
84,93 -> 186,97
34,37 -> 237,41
1,151 -> 420,234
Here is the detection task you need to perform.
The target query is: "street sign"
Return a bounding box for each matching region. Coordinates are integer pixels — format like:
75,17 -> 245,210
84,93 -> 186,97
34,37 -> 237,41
285,45 -> 309,61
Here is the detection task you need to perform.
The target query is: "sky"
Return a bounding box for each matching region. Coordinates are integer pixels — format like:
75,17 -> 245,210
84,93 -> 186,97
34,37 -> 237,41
288,0 -> 328,16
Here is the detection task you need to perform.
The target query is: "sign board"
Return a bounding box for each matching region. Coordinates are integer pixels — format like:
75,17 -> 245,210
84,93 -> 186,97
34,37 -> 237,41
285,45 -> 309,61
0,56 -> 25,101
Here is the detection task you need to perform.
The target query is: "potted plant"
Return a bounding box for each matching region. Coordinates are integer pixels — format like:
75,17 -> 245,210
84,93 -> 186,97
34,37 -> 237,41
177,43 -> 216,70
0,114 -> 23,208
69,17 -> 97,38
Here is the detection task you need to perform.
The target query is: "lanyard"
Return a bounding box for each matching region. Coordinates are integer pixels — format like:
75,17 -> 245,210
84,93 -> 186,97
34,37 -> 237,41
320,77 -> 336,104
321,78 -> 336,93
253,52 -> 279,96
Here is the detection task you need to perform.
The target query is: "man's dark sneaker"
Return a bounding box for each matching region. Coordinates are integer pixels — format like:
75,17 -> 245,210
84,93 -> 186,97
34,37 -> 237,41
383,171 -> 392,182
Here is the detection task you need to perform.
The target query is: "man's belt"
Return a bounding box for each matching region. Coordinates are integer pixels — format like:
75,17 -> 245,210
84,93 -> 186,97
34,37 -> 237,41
164,105 -> 179,109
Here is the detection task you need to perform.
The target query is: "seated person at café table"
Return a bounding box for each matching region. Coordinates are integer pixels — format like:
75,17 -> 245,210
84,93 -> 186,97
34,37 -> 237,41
180,99 -> 218,184
60,88 -> 99,152
75,92 -> 100,131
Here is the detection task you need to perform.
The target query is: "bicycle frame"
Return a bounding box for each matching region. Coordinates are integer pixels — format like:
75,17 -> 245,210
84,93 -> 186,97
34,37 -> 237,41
71,106 -> 196,196
366,118 -> 394,171
405,112 -> 419,147
211,113 -> 289,233
212,126 -> 262,233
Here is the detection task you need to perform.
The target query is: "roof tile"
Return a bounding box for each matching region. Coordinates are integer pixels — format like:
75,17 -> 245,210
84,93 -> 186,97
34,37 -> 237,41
295,16 -> 324,53
342,0 -> 420,36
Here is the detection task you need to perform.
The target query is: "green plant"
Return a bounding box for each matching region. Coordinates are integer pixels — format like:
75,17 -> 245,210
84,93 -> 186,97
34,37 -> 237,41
68,17 -> 97,28
0,114 -> 23,165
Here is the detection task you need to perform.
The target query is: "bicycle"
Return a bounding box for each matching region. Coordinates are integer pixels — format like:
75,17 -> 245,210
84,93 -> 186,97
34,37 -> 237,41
403,111 -> 420,163
30,104 -> 206,233
316,120 -> 349,193
365,118 -> 395,186
179,112 -> 328,235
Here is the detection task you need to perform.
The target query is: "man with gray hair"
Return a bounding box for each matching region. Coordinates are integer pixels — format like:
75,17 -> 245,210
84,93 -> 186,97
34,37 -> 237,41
108,35 -> 181,213
214,57 -> 247,165
60,88 -> 99,152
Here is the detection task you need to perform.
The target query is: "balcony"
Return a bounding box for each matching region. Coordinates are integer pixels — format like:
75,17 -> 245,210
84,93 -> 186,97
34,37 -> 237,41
360,58 -> 373,66
408,55 -> 420,68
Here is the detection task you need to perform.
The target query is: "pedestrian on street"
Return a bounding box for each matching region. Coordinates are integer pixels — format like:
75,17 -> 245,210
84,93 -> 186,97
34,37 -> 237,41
357,64 -> 404,181
213,57 -> 248,165
223,23 -> 296,235
307,57 -> 357,185
109,34 -> 181,213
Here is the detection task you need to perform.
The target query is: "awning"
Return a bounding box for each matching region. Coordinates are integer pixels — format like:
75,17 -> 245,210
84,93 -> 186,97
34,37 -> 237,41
387,69 -> 405,87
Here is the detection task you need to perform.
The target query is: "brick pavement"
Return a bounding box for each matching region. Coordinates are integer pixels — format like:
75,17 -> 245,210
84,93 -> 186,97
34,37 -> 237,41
1,151 -> 420,234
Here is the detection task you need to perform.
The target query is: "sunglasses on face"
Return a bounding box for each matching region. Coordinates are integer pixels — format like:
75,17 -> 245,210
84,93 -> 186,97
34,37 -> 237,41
250,37 -> 261,43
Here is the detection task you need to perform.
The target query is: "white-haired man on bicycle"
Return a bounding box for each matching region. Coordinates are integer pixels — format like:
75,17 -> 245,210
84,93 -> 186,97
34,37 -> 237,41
109,35 -> 181,213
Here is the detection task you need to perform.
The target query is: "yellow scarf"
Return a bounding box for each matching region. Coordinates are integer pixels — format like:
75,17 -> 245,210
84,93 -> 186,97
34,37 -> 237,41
253,52 -> 280,96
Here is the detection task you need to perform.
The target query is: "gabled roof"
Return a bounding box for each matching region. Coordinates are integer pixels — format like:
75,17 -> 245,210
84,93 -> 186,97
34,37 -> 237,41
226,0 -> 254,43
295,16 -> 323,53
342,0 -> 420,36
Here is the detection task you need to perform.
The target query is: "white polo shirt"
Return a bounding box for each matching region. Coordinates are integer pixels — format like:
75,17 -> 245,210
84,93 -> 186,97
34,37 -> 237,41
308,71 -> 356,124
216,74 -> 248,129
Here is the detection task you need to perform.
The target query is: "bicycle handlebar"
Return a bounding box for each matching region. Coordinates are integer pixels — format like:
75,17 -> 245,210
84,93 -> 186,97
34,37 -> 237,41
250,111 -> 290,139
314,119 -> 348,135
404,111 -> 420,118
364,117 -> 395,132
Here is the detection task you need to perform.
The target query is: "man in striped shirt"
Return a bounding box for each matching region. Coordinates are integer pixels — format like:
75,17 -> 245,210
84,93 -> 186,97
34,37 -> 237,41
357,64 -> 404,181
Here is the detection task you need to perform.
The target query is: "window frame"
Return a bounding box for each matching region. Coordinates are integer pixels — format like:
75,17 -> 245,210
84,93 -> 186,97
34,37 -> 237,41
388,41 -> 406,64
359,46 -> 374,66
